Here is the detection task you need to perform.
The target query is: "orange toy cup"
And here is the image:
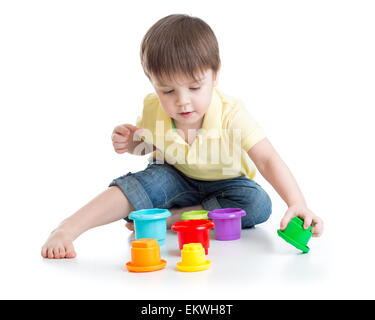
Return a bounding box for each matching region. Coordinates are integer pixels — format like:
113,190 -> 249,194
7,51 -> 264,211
126,239 -> 166,272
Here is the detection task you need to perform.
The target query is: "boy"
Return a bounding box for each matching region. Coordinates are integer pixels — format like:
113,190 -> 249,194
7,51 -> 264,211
42,14 -> 323,259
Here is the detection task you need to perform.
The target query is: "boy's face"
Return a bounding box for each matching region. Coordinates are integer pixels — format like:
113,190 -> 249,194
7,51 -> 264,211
150,68 -> 219,128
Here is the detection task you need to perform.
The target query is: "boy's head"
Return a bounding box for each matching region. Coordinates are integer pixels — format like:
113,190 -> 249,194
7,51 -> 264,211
140,14 -> 221,128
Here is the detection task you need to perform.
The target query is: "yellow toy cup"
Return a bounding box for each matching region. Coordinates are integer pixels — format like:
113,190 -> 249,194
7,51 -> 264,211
176,243 -> 211,272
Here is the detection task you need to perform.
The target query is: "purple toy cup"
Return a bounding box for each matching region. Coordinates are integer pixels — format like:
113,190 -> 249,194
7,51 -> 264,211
207,208 -> 246,241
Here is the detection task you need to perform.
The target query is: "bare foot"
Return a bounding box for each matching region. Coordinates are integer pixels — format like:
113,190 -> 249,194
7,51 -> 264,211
41,228 -> 77,259
125,222 -> 134,231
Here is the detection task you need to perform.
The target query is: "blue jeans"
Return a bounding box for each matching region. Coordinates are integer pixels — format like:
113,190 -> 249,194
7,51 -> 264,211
109,159 -> 272,228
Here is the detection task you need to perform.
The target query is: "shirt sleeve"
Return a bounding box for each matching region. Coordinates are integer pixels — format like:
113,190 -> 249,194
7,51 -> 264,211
136,93 -> 154,129
134,93 -> 160,146
228,102 -> 266,152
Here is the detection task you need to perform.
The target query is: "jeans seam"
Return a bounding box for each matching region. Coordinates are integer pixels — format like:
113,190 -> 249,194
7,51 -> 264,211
163,190 -> 203,207
201,195 -> 222,211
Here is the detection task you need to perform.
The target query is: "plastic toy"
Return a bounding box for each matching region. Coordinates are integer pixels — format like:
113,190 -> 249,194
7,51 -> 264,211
180,210 -> 209,220
277,216 -> 312,253
207,208 -> 246,240
128,208 -> 171,245
126,239 -> 167,272
171,219 -> 214,255
176,243 -> 211,272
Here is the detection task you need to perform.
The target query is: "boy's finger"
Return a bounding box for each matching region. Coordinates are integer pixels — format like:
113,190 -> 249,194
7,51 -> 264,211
116,148 -> 128,154
311,217 -> 323,237
112,133 -> 128,143
115,146 -> 128,153
114,125 -> 130,137
114,142 -> 128,149
303,215 -> 313,230
280,210 -> 294,230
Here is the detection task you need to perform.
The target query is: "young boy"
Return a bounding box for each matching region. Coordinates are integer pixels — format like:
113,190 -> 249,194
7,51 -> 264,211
41,14 -> 323,259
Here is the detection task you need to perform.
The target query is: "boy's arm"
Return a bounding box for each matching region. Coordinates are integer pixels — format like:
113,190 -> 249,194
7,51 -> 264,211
248,138 -> 323,236
248,138 -> 306,208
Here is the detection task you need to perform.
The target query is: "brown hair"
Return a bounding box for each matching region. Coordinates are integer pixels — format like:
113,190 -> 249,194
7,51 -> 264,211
140,14 -> 221,83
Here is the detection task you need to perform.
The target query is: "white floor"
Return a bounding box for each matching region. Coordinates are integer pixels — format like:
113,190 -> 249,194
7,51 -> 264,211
2,211 -> 373,300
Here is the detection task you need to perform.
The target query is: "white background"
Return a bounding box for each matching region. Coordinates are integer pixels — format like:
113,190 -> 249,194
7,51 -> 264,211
1,0 -> 374,299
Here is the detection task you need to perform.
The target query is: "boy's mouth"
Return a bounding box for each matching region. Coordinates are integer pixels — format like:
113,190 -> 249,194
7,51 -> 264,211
179,111 -> 193,118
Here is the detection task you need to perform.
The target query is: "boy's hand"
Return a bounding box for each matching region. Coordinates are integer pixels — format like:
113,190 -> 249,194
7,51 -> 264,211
111,124 -> 141,154
280,205 -> 324,237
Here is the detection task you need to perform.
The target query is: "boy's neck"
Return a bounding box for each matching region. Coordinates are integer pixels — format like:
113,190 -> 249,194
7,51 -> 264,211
171,116 -> 204,145
171,116 -> 204,133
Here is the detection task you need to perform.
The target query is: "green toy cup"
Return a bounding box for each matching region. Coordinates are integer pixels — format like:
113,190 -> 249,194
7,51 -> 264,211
180,210 -> 209,221
277,216 -> 312,253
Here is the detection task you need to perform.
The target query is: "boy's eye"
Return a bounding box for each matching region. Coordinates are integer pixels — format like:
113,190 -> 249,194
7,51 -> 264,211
163,87 -> 200,94
163,90 -> 174,94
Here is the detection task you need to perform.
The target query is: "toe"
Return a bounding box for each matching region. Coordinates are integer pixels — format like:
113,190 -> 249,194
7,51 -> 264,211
59,246 -> 66,258
41,246 -> 47,258
53,248 -> 60,259
66,250 -> 76,258
65,243 -> 76,258
47,248 -> 54,259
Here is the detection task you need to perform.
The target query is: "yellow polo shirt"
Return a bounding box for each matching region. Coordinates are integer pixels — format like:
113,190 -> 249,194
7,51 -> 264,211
135,88 -> 265,181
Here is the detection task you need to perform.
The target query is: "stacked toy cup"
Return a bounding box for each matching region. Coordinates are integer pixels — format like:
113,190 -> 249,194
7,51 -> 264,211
126,239 -> 166,272
171,219 -> 214,255
208,208 -> 246,240
128,208 -> 171,246
176,243 -> 211,272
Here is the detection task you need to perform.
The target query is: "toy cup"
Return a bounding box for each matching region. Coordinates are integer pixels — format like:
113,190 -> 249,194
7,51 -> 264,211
180,210 -> 209,221
128,208 -> 171,246
126,239 -> 166,272
207,208 -> 246,240
277,216 -> 312,253
171,219 -> 214,255
176,243 -> 211,272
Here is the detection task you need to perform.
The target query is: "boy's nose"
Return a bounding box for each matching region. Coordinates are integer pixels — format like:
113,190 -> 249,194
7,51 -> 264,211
176,93 -> 190,108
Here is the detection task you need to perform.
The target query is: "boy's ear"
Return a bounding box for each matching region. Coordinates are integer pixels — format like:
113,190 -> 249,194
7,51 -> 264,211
213,66 -> 221,87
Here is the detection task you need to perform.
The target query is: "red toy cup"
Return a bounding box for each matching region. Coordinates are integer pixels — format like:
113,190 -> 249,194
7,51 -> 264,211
171,219 -> 215,255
